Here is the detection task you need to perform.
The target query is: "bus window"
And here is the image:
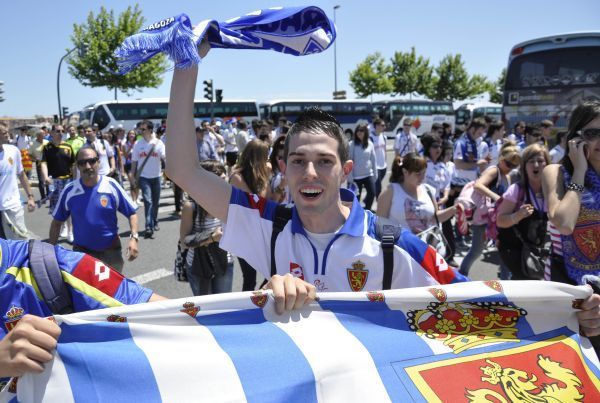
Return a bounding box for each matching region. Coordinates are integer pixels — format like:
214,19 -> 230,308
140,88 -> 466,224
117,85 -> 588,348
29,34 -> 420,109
506,47 -> 600,89
92,106 -> 111,130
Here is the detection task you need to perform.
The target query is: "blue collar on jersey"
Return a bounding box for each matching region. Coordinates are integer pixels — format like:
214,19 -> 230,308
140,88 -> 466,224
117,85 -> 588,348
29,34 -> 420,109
290,188 -> 365,237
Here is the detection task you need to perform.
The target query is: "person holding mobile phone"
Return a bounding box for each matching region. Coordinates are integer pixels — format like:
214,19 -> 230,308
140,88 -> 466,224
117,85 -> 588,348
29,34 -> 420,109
542,101 -> 600,345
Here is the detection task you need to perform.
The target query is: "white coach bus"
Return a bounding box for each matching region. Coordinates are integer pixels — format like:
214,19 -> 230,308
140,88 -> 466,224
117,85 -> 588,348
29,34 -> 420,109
77,98 -> 260,131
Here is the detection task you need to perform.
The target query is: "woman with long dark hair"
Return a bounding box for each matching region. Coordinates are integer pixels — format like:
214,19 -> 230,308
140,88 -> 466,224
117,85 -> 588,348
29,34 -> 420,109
348,124 -> 377,210
377,153 -> 459,234
543,101 -> 600,285
180,160 -> 232,296
229,139 -> 272,290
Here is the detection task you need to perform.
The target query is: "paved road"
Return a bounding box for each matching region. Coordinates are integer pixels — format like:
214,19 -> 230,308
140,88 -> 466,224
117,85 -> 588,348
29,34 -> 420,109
20,139 -> 499,299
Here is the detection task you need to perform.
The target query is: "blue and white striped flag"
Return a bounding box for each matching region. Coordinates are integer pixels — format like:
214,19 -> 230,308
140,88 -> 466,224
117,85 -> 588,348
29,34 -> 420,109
2,281 -> 600,402
114,6 -> 336,74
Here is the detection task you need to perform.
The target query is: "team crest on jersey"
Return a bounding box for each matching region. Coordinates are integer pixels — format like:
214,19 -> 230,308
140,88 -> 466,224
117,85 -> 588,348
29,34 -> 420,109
289,262 -> 304,280
347,260 -> 368,292
99,195 -> 109,208
180,301 -> 200,318
3,305 -> 25,331
483,280 -> 503,293
106,314 -> 127,323
7,156 -> 13,166
428,287 -> 447,302
251,291 -> 268,308
367,291 -> 385,302
7,377 -> 18,394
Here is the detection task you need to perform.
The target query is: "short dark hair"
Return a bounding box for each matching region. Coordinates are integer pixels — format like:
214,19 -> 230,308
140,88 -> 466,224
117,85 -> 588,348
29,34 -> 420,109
283,107 -> 349,163
421,133 -> 443,161
487,120 -> 505,137
372,117 -> 384,127
237,120 -> 248,130
76,145 -> 98,160
140,120 -> 154,131
467,117 -> 487,131
430,122 -> 443,132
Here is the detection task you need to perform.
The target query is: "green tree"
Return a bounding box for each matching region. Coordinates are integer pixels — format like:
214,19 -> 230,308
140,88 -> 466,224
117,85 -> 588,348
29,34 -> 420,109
430,54 -> 495,101
348,52 -> 392,100
489,68 -> 506,103
389,47 -> 434,97
68,5 -> 167,99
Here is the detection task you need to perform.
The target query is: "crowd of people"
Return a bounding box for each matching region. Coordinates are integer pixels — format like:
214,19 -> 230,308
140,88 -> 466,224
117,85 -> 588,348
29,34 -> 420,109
1,51 -> 599,382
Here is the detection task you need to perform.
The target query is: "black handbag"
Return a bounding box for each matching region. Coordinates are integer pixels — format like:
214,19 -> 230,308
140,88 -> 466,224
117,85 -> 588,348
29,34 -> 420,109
191,242 -> 228,279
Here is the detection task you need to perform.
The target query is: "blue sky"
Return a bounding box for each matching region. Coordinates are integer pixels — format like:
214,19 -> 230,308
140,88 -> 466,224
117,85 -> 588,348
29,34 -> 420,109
1,0 -> 598,117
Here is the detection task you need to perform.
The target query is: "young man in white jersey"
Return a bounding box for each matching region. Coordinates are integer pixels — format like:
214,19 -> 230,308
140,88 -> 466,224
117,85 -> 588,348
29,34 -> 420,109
166,42 -> 439,314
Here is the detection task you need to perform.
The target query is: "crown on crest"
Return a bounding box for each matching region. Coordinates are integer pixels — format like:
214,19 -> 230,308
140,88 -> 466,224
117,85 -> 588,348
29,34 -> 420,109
351,260 -> 366,270
407,301 -> 527,354
5,306 -> 24,320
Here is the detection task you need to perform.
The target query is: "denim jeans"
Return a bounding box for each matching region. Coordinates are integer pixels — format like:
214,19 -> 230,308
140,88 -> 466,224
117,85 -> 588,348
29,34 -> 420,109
355,175 -> 376,210
186,259 -> 234,296
138,176 -> 161,231
459,224 -> 486,276
375,168 -> 387,198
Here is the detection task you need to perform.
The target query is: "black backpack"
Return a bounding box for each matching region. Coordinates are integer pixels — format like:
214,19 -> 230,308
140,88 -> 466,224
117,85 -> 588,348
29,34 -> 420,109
269,205 -> 401,290
27,240 -> 73,315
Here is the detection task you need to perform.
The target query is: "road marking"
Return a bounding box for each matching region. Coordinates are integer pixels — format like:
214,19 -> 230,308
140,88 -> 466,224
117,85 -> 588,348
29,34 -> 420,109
131,268 -> 172,285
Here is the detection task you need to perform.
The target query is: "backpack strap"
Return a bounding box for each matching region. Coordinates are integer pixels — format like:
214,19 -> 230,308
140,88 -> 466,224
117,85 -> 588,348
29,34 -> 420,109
375,216 -> 402,290
28,240 -> 73,315
270,204 -> 293,276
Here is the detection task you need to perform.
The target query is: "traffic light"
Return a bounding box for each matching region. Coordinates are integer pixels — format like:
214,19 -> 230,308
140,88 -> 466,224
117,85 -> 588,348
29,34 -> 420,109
62,107 -> 69,118
215,89 -> 223,103
203,79 -> 213,101
0,81 -> 4,102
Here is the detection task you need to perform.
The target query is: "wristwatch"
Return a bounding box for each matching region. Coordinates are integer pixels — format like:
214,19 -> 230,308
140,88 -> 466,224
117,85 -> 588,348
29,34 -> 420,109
130,233 -> 139,241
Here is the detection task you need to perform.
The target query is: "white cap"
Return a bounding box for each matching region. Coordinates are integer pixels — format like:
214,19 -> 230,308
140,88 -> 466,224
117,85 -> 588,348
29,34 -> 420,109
215,121 -> 222,127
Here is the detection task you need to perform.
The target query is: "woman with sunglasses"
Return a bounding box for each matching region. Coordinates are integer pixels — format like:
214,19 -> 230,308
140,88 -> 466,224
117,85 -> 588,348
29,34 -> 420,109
458,142 -> 521,278
348,124 -> 377,211
543,101 -> 600,285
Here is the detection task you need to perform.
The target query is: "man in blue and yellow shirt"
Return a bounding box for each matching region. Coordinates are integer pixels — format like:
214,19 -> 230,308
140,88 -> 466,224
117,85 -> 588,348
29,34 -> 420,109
0,238 -> 164,380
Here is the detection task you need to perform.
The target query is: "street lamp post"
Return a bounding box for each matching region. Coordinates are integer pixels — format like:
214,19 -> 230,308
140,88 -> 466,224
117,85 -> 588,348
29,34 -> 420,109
57,45 -> 86,121
333,5 -> 340,96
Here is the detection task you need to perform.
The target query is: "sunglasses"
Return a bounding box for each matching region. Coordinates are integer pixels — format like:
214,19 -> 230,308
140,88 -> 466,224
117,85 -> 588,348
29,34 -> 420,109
77,157 -> 99,166
55,130 -> 64,133
504,160 -> 519,169
578,128 -> 600,141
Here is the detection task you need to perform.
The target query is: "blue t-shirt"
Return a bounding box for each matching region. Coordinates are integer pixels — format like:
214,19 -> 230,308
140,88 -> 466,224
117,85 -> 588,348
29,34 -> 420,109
52,176 -> 137,251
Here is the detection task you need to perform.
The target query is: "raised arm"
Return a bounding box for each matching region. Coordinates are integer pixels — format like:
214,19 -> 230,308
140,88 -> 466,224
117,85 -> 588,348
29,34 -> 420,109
165,46 -> 232,223
543,164 -> 582,235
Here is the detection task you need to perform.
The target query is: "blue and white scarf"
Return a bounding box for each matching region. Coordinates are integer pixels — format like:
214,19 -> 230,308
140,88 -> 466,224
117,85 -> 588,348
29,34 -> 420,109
114,6 -> 335,74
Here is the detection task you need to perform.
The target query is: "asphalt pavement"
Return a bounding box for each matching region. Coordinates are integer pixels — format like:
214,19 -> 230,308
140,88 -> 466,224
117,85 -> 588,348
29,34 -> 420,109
20,139 -> 499,299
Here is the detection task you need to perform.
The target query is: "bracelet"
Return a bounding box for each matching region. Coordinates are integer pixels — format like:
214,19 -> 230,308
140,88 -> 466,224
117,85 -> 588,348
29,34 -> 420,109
566,182 -> 584,193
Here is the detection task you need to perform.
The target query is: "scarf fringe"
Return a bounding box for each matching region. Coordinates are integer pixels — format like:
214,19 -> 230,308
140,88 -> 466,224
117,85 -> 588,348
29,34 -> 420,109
114,14 -> 201,74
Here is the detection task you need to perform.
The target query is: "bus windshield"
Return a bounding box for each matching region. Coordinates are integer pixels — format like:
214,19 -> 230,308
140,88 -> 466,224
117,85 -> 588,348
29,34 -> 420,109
505,47 -> 600,90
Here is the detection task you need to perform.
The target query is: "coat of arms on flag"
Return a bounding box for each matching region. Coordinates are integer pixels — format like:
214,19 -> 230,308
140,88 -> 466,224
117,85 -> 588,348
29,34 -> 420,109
2,281 -> 599,402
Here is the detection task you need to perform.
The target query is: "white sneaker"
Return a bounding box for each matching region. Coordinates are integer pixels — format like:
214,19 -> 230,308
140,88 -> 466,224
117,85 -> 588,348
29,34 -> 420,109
67,231 -> 74,244
60,225 -> 68,238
